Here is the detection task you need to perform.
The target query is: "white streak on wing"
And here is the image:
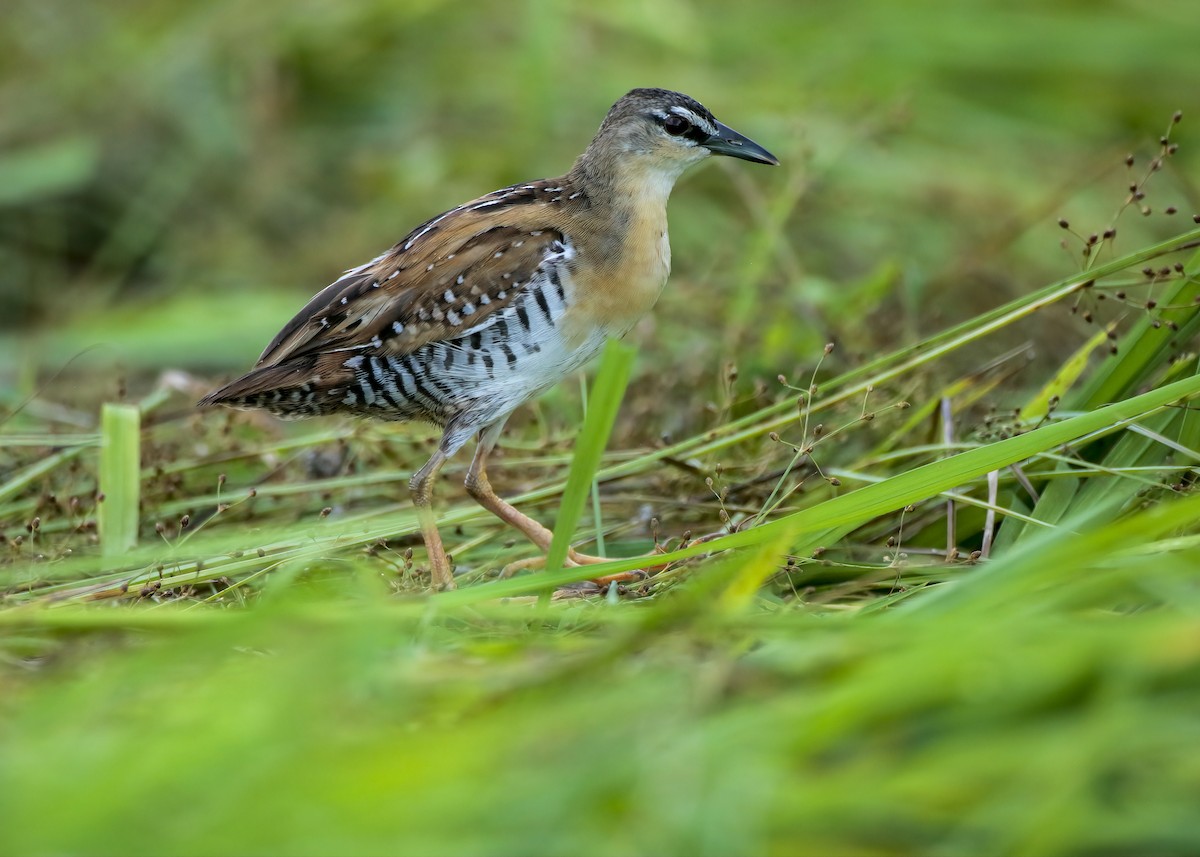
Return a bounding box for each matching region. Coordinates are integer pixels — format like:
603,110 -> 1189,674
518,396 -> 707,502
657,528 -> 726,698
402,208 -> 455,251
430,235 -> 577,341
341,249 -> 390,277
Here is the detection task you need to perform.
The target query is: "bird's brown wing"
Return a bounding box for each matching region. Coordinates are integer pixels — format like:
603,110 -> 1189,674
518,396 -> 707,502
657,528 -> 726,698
200,182 -> 571,407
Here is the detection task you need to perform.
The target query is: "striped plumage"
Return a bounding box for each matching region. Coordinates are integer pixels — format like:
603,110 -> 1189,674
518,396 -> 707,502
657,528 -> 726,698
201,88 -> 778,589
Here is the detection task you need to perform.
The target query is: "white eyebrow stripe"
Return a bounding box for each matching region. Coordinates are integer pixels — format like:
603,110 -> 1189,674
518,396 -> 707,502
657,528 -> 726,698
668,105 -> 718,136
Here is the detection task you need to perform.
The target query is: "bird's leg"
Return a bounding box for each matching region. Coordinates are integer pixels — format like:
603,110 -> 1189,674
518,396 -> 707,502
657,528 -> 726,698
464,430 -> 646,585
409,448 -> 455,590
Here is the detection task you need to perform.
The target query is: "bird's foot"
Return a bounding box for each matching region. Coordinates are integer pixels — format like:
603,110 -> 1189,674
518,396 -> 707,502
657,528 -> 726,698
500,545 -> 667,586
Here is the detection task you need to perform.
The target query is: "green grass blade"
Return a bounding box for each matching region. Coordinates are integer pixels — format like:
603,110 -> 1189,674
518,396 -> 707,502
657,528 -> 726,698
1072,259 -> 1200,408
441,371 -> 1200,601
98,403 -> 141,557
544,341 -> 636,573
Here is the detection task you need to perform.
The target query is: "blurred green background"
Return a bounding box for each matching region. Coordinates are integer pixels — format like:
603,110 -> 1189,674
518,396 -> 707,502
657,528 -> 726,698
4,2 -> 1200,856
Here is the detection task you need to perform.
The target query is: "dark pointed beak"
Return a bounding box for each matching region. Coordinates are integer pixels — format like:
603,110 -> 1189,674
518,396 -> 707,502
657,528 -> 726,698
702,120 -> 779,165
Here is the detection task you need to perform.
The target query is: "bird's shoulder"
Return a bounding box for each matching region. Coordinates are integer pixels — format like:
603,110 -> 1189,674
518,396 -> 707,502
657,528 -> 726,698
256,178 -> 585,368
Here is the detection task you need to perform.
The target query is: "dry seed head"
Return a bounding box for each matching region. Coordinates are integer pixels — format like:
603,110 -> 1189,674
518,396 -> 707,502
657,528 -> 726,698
827,477 -> 841,487
768,431 -> 781,442
1173,110 -> 1183,123
1125,154 -> 1135,167
320,507 -> 332,518
1166,206 -> 1178,215
179,514 -> 190,528
824,342 -> 835,355
1058,218 -> 1070,229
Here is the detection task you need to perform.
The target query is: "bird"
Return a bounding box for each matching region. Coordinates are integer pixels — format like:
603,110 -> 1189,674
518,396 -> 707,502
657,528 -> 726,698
199,88 -> 778,590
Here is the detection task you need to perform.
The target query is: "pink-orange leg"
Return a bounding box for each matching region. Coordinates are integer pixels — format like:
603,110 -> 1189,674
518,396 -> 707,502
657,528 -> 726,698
464,431 -> 647,585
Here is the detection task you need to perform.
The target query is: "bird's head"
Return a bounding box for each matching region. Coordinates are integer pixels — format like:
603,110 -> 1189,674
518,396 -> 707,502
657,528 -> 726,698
576,88 -> 778,192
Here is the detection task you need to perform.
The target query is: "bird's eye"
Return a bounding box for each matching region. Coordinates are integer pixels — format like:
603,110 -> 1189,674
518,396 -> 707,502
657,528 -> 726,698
662,115 -> 689,136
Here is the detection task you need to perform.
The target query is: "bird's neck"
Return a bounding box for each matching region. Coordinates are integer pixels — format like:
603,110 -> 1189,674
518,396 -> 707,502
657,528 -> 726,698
558,152 -> 680,343
564,151 -> 683,267
568,147 -> 686,212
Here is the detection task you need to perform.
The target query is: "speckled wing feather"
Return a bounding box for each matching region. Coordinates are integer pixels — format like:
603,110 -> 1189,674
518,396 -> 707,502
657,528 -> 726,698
200,180 -> 576,407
